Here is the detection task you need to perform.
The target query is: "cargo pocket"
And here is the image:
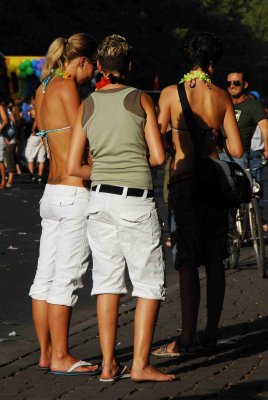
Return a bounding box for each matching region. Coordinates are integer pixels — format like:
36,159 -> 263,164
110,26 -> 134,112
50,196 -> 75,206
119,210 -> 153,244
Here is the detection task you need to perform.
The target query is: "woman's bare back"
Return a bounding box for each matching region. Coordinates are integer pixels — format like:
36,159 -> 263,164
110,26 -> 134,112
158,80 -> 240,182
35,78 -> 88,187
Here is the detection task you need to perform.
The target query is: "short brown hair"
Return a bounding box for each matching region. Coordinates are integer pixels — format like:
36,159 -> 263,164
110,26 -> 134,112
97,34 -> 132,74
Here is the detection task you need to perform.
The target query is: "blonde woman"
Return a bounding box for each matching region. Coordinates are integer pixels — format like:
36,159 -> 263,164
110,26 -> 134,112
29,33 -> 99,376
67,34 -> 175,383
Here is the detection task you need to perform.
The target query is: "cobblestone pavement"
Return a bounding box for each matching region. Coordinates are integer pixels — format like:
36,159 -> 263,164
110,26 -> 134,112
0,169 -> 268,400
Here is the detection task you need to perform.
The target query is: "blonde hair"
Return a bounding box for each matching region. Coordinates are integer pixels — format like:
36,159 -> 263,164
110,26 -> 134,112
41,33 -> 97,81
97,34 -> 132,74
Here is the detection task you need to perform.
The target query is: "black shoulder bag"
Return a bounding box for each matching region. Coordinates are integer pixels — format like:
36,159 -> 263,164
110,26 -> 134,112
177,83 -> 252,209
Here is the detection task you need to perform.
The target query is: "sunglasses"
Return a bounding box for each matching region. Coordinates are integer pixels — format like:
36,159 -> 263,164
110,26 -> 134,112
227,80 -> 243,87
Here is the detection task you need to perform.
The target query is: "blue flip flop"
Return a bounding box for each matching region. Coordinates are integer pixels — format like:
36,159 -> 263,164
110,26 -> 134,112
50,360 -> 100,376
36,365 -> 50,371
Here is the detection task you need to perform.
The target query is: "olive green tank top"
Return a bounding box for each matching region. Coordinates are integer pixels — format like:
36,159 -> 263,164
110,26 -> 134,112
83,87 -> 153,189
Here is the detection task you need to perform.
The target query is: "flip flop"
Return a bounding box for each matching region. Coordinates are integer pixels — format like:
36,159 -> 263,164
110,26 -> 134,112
50,360 -> 100,376
151,343 -> 197,358
36,366 -> 50,371
99,364 -> 130,382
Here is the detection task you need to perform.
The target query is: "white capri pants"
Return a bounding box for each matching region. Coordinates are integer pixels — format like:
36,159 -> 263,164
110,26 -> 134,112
29,184 -> 91,307
87,187 -> 166,300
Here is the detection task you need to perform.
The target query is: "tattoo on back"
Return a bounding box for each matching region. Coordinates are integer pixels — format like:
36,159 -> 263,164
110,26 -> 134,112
47,176 -> 64,184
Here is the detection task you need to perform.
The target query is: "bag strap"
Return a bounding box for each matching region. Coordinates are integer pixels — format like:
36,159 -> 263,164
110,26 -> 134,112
177,83 -> 203,149
221,134 -> 234,162
178,83 -> 234,162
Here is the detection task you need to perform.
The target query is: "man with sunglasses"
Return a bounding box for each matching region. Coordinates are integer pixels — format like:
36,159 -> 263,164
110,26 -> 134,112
219,70 -> 268,168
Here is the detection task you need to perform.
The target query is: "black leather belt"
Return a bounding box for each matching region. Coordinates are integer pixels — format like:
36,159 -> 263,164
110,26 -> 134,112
91,184 -> 154,198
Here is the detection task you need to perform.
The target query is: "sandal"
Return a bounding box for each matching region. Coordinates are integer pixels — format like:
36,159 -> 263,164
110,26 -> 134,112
151,339 -> 197,358
99,363 -> 130,382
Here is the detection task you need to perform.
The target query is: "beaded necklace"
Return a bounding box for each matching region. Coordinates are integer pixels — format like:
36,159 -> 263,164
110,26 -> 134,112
42,69 -> 73,93
179,70 -> 211,89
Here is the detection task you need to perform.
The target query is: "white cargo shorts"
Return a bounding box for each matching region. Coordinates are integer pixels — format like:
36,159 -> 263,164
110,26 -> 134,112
25,135 -> 46,163
87,186 -> 166,300
29,184 -> 91,307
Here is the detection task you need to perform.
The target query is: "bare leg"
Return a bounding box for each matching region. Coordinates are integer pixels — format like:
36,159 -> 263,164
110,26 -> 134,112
204,261 -> 225,339
97,294 -> 120,380
48,304 -> 98,373
0,162 -> 6,187
28,161 -> 34,174
38,162 -> 45,178
16,163 -> 22,175
6,172 -> 13,186
131,298 -> 175,382
32,299 -> 51,368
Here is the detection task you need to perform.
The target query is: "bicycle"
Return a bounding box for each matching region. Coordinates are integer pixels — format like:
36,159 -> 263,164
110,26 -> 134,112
225,179 -> 266,278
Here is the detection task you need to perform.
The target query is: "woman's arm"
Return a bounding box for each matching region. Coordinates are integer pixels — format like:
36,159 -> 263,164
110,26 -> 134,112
223,94 -> 243,158
0,105 -> 8,132
66,103 -> 92,180
157,87 -> 173,152
141,92 -> 165,167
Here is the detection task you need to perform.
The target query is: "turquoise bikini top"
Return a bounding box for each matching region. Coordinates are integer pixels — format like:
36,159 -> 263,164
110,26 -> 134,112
37,126 -> 71,158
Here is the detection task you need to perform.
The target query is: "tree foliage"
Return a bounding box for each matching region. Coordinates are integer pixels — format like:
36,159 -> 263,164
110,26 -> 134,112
0,0 -> 267,95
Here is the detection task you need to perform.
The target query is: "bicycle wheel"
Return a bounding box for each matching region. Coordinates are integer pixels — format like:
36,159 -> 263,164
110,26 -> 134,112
225,222 -> 241,269
248,197 -> 266,278
237,204 -> 249,244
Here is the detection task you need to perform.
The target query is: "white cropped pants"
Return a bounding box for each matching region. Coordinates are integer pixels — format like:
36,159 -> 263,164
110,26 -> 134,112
29,184 -> 91,307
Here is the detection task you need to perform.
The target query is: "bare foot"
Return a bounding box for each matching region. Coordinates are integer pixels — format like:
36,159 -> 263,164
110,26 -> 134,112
50,355 -> 99,373
38,348 -> 51,369
131,364 -> 176,382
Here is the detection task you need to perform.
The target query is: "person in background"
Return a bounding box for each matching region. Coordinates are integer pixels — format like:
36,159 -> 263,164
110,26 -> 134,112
248,90 -> 268,231
24,100 -> 46,184
152,32 -> 243,358
67,33 -> 175,383
28,33 -> 99,376
0,100 -> 8,189
219,70 -> 268,169
3,99 -> 17,187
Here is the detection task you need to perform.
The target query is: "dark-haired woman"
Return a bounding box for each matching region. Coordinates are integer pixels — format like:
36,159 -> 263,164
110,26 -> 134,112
67,34 -> 175,382
152,32 -> 243,357
28,33 -> 99,375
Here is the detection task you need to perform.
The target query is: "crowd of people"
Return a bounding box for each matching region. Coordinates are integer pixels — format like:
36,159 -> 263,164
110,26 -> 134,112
1,30 -> 267,383
0,94 -> 48,188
